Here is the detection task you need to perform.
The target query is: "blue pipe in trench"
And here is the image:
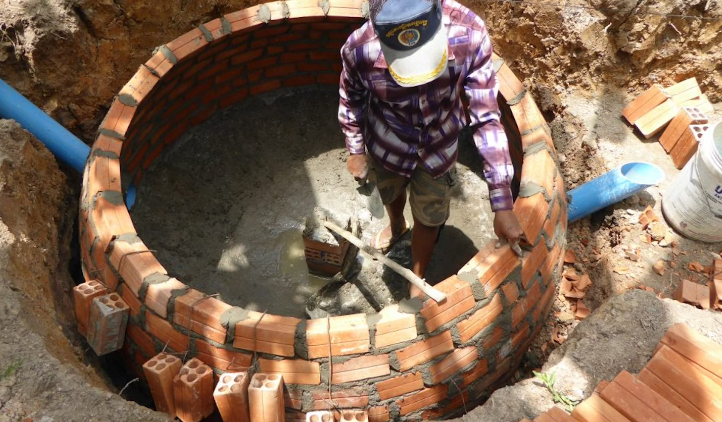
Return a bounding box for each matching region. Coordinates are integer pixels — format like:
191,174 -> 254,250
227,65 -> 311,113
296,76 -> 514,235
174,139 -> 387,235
567,162 -> 665,222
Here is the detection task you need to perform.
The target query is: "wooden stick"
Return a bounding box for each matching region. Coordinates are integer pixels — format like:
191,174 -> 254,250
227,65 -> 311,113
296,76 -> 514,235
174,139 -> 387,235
322,221 -> 447,303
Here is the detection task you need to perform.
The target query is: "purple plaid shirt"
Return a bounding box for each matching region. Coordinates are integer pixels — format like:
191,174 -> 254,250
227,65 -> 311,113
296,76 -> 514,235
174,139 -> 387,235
338,0 -> 514,211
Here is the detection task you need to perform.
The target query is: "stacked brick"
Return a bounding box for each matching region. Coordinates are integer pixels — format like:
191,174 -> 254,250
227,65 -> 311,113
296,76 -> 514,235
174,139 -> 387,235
622,78 -> 714,169
671,258 -> 722,311
77,0 -> 568,419
520,323 -> 722,422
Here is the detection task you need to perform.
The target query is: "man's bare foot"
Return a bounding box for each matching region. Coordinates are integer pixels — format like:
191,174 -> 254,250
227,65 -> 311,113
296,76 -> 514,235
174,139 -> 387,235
370,220 -> 410,253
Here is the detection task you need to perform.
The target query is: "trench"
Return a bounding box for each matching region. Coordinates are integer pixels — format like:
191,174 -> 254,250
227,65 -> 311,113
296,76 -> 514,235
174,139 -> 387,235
73,2 -> 567,420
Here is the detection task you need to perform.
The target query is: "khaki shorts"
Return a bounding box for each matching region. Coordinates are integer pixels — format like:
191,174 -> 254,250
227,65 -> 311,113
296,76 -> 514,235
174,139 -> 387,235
372,162 -> 454,227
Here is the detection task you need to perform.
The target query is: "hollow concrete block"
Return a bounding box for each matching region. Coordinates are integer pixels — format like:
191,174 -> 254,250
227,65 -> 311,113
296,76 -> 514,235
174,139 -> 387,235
214,371 -> 250,422
143,352 -> 183,417
248,373 -> 285,422
86,293 -> 129,356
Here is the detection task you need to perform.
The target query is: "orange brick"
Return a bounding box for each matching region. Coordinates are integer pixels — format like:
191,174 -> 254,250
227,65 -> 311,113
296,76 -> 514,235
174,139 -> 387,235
367,405 -> 389,422
145,277 -> 185,318
711,279 -> 722,310
659,107 -> 707,153
673,279 -> 710,309
521,241 -> 549,289
250,79 -> 282,96
74,280 -> 109,336
460,359 -> 489,388
622,84 -> 666,125
520,126 -> 554,151
520,149 -> 556,199
611,371 -> 695,422
234,312 -> 300,357
312,388 -> 369,410
672,123 -> 709,169
395,331 -> 454,371
571,393 -> 630,422
456,293 -> 502,343
647,346 -> 722,421
110,238 -> 165,296
659,324 -> 722,381
143,352 -> 183,417
681,95 -> 714,114
306,411 -> 333,422
501,281 -> 520,305
532,283 -> 555,325
214,372 -> 250,422
306,314 -> 370,358
186,296 -> 231,344
195,339 -> 252,372
543,198 -> 561,242
635,98 -> 680,139
514,192 -> 549,244
119,65 -> 160,106
541,243 -> 561,288
638,368 -> 712,422
428,346 -> 478,384
127,323 -> 157,358
396,385 -> 447,416
665,77 -> 702,105
599,377 -> 675,422
119,283 -> 142,317
84,155 -> 122,201
509,93 -> 545,134
420,276 -> 475,332
512,282 -> 541,329
421,391 -> 471,420
494,59 -> 525,101
145,310 -> 190,353
376,372 -> 424,400
100,99 -> 136,138
174,358 -> 215,422
332,355 -> 390,384
259,358 -> 321,385
173,288 -> 207,327
373,304 -> 417,348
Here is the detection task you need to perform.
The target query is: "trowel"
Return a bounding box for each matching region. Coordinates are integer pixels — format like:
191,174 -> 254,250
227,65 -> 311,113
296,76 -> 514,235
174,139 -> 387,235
357,172 -> 385,219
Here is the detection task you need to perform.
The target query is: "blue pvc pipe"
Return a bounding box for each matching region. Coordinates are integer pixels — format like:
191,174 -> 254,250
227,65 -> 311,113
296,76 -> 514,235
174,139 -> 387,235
0,78 -> 90,173
567,162 -> 665,222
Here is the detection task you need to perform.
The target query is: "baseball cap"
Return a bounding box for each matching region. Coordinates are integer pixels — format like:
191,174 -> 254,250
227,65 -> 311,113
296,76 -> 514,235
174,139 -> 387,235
370,0 -> 448,87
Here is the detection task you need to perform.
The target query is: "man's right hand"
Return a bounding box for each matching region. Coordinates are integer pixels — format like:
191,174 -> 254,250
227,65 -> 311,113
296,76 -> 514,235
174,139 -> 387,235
347,154 -> 370,182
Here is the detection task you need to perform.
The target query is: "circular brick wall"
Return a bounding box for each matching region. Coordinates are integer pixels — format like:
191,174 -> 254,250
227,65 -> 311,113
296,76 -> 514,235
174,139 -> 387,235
79,1 -> 568,419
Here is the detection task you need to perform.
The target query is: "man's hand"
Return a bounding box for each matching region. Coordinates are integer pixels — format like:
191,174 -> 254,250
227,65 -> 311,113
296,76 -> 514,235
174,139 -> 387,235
347,154 -> 370,182
494,210 -> 527,256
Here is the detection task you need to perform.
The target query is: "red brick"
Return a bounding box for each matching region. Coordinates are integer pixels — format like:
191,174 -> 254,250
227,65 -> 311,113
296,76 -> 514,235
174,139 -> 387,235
376,372 -> 424,400
306,314 -> 370,358
332,355 -> 390,384
317,73 -> 340,85
711,279 -> 722,310
312,388 -> 369,410
659,107 -> 708,153
92,133 -> 124,156
671,124 -> 707,169
172,288 -> 207,328
145,310 -> 190,353
128,323 -> 157,358
428,346 -> 478,384
521,241 -> 549,289
673,279 -> 710,309
494,59 -> 525,101
513,192 -> 549,244
532,283 -> 554,325
512,281 -> 541,329
510,323 -> 530,350
144,352 -> 183,417
298,62 -> 333,72
144,277 -> 185,318
235,312 -> 300,357
599,377 -> 672,422
396,385 -> 447,416
665,77 -> 702,105
638,368 -> 711,422
612,371 -> 696,422
259,358 -> 321,385
283,74 -> 316,88
520,149 -> 556,199
501,281 -> 520,305
520,126 -> 554,151
266,63 -> 297,78
509,93 -> 545,134
622,85 -> 666,124
250,79 -> 282,96
195,338 -> 252,372
100,99 -> 136,137
110,239 -> 166,295
74,280 -> 109,336
395,331 -> 454,371
543,198 -> 561,241
660,323 -> 722,381
456,293 -> 502,343
635,98 -> 680,139
373,304 -> 417,348
420,276 -> 475,332
87,294 -> 129,356
119,283 -> 142,317
221,87 -> 250,109
248,56 -> 279,71
368,405 -> 389,422
571,393 -> 630,422
119,65 -> 160,106
460,359 -> 489,388
541,243 -> 561,288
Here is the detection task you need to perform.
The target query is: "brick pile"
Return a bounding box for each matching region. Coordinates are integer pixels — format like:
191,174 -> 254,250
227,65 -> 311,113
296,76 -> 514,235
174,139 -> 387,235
670,258 -> 722,311
622,78 -> 715,169
519,323 -> 722,422
77,0 -> 569,419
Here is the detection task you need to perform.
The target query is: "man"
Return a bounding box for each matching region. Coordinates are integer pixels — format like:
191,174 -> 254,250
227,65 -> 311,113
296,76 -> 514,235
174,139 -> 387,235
338,0 -> 525,294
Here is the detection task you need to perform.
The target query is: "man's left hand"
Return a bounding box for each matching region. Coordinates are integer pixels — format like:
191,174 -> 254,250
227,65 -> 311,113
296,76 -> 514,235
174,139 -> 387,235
494,210 -> 527,256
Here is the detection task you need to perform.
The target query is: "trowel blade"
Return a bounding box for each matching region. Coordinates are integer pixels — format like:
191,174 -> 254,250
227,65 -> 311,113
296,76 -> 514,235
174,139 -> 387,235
365,181 -> 385,219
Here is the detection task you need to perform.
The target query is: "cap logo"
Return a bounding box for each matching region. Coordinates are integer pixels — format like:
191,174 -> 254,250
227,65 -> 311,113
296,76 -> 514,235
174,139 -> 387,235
398,29 -> 421,47
385,19 -> 428,38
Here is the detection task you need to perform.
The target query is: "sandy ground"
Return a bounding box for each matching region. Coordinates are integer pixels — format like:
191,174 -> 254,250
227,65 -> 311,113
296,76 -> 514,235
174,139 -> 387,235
131,86 -> 497,319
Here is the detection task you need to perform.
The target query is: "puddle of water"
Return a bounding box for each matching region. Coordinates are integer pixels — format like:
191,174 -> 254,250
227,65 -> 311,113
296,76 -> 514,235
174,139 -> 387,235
278,228 -> 329,293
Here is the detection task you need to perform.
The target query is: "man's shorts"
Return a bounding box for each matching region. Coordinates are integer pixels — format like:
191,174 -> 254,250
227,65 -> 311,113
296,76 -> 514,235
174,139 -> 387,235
371,161 -> 454,227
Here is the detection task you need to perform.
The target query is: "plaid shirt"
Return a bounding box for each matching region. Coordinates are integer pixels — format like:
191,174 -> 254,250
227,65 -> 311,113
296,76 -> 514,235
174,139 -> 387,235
338,0 -> 514,211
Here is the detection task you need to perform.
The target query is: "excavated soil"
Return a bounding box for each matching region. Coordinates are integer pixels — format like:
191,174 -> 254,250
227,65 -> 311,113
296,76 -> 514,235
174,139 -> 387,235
1,0 -> 721,420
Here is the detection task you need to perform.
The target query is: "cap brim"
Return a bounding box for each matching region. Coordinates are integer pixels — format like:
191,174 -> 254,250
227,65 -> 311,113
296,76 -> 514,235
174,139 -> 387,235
381,26 -> 448,88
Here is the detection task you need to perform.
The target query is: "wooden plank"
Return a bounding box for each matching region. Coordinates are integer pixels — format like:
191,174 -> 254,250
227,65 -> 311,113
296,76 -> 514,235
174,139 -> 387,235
647,347 -> 722,422
612,371 -> 695,422
599,379 -> 668,422
638,368 -> 713,422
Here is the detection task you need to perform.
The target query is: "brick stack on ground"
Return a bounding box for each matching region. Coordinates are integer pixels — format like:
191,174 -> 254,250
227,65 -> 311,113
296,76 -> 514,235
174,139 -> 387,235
76,0 -> 570,420
622,77 -> 715,169
520,322 -> 722,422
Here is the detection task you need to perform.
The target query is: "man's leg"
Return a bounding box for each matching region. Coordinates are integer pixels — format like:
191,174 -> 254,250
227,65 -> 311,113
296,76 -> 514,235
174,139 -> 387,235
410,218 -> 438,294
370,163 -> 411,251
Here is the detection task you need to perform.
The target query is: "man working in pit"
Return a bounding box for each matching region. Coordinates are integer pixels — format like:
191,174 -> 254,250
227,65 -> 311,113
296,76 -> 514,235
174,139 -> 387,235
338,0 -> 525,294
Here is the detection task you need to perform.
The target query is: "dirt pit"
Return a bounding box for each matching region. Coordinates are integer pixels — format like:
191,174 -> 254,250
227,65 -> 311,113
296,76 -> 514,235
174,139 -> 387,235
131,86 -> 498,319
